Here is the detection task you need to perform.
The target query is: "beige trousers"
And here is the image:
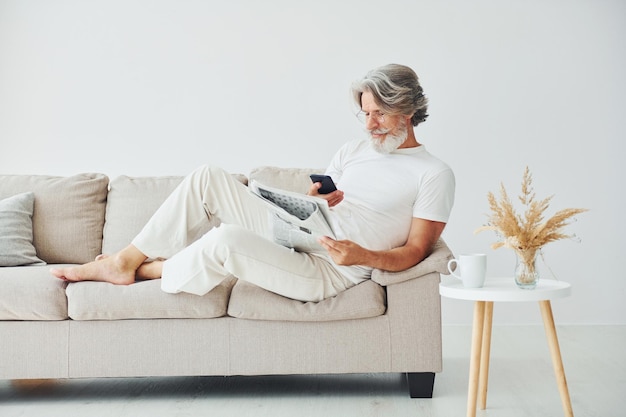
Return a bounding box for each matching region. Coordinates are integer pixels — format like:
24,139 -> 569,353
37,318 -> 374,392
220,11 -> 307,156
131,165 -> 354,302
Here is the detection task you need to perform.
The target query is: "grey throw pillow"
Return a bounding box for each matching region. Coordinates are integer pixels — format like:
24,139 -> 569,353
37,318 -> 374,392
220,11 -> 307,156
0,192 -> 46,266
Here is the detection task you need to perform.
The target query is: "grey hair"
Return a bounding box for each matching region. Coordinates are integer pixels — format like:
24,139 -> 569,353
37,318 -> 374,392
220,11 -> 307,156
352,64 -> 429,126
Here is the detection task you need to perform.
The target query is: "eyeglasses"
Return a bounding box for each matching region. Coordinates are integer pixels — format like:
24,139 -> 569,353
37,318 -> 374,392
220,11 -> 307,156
356,110 -> 387,124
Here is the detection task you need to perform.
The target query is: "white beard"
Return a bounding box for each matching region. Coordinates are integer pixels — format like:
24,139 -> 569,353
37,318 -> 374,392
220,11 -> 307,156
369,123 -> 408,154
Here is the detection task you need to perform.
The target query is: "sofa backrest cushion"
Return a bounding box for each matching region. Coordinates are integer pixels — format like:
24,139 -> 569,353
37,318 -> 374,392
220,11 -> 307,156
102,173 -> 248,255
0,173 -> 109,264
102,175 -> 184,255
249,166 -> 324,194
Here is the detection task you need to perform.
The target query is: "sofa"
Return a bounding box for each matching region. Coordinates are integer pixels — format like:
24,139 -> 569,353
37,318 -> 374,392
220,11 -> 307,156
0,166 -> 454,398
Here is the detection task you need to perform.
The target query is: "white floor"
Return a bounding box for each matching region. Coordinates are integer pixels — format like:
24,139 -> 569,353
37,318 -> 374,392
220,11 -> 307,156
1,325 -> 624,417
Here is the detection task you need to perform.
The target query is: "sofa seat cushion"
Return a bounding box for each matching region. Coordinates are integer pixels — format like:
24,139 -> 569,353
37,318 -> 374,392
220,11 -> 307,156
66,277 -> 236,320
0,265 -> 68,320
227,279 -> 387,322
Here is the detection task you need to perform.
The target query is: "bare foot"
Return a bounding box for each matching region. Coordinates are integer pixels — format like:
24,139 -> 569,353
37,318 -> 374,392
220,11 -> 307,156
86,254 -> 162,281
137,260 -> 164,280
50,252 -> 143,285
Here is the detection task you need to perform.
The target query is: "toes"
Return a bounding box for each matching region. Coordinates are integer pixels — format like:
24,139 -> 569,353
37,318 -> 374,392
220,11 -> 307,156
50,268 -> 68,281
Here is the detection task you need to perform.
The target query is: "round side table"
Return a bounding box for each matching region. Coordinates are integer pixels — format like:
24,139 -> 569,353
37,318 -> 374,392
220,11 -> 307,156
440,278 -> 573,417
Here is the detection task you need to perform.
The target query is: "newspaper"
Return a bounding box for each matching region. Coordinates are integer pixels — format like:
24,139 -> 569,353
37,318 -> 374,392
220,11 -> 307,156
249,180 -> 336,253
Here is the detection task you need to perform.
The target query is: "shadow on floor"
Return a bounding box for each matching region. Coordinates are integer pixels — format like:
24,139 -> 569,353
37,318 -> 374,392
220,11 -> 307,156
1,373 -> 414,403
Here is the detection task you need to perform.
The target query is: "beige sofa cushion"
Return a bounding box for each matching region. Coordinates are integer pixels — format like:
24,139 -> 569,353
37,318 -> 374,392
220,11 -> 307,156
66,277 -> 237,320
0,265 -> 68,320
0,173 -> 109,264
227,279 -> 386,322
248,166 -> 323,194
102,174 -> 248,255
102,176 -> 184,255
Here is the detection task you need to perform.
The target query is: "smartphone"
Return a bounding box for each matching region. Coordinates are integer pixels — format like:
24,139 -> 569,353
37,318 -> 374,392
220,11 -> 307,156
310,174 -> 337,194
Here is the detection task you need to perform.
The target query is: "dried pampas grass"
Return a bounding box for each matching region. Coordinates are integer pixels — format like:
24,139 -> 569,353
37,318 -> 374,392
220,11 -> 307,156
475,167 -> 587,269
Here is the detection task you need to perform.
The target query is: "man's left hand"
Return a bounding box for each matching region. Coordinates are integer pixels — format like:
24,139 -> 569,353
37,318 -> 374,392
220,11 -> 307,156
317,236 -> 367,266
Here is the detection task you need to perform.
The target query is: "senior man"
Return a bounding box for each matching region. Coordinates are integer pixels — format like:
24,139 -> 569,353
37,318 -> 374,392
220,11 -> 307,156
52,63 -> 455,303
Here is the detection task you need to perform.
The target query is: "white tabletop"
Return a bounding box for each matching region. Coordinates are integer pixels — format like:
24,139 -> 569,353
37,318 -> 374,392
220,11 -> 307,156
439,278 -> 571,302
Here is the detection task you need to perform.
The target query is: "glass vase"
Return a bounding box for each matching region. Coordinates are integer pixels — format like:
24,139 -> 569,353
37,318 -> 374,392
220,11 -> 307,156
514,251 -> 539,289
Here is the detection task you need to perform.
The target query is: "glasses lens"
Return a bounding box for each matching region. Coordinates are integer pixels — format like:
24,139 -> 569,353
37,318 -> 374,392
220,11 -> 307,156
356,111 -> 386,123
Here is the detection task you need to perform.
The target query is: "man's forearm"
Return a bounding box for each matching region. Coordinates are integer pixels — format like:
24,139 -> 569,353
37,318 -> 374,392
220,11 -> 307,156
361,244 -> 431,272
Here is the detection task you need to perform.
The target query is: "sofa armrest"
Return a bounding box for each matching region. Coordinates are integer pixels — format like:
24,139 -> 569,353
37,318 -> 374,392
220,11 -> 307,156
371,239 -> 454,286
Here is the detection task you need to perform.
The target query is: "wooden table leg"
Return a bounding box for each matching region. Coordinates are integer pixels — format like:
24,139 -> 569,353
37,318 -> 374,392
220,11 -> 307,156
478,301 -> 494,409
539,300 -> 574,417
467,301 -> 486,417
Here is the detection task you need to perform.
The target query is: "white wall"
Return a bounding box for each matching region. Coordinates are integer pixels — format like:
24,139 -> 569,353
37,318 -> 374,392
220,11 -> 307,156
1,0 -> 624,325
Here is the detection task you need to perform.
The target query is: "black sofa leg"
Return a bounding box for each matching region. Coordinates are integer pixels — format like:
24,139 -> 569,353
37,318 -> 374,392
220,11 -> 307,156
406,372 -> 435,398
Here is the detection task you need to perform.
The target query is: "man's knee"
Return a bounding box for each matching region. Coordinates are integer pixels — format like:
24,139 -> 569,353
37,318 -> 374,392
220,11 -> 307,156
191,164 -> 228,179
190,164 -> 240,193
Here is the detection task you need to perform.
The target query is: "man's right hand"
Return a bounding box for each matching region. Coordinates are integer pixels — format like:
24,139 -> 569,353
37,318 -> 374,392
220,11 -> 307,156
307,182 -> 344,207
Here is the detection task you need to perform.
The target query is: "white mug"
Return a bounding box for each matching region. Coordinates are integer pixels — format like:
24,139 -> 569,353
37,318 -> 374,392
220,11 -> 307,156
447,254 -> 487,288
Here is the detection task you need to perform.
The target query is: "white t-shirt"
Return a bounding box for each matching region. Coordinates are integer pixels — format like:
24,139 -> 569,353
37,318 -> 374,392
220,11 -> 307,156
325,139 -> 455,283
